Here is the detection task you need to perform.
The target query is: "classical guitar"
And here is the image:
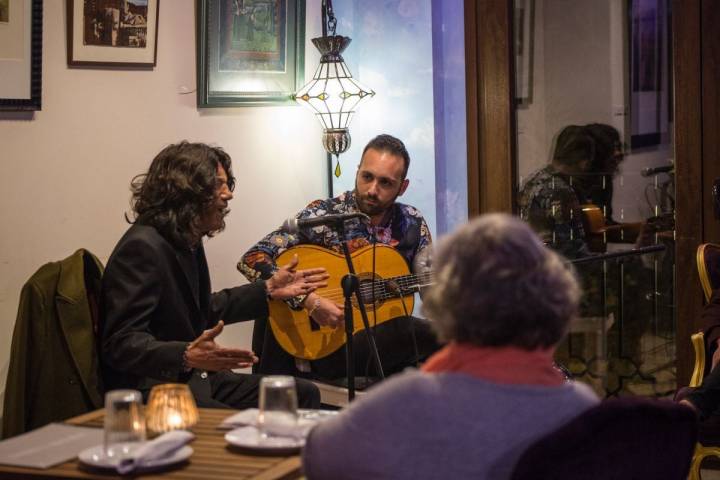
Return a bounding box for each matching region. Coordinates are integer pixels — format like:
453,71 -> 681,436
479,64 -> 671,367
267,244 -> 433,360
580,203 -> 643,252
580,203 -> 673,252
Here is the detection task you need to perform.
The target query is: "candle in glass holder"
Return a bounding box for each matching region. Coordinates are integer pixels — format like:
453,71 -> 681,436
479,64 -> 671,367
145,383 -> 199,433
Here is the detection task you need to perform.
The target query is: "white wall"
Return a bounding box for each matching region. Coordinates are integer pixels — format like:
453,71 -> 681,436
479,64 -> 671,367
0,1 -> 327,417
516,0 -> 672,222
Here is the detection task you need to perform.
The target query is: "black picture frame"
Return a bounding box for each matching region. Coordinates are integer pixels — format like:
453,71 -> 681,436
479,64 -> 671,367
196,0 -> 305,107
514,0 -> 534,106
66,0 -> 160,68
0,0 -> 42,111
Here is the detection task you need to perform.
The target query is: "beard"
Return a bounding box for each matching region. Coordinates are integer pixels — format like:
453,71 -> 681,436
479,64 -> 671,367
199,205 -> 229,237
354,188 -> 398,217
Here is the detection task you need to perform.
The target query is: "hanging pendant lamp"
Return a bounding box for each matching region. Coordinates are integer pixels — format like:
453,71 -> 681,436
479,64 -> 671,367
293,0 -> 375,176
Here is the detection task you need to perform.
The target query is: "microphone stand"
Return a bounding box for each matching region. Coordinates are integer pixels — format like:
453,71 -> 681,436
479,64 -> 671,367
332,218 -> 385,401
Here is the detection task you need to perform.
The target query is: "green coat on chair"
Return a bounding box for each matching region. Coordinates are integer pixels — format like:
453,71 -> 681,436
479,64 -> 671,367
2,249 -> 103,439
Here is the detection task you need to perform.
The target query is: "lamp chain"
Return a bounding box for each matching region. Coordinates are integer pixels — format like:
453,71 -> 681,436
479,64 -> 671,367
326,0 -> 337,36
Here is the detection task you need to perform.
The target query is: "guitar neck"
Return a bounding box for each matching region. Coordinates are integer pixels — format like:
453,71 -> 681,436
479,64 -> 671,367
380,271 -> 434,296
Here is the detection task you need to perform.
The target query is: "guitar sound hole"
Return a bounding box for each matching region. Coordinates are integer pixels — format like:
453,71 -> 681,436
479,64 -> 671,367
309,314 -> 321,331
352,276 -> 385,311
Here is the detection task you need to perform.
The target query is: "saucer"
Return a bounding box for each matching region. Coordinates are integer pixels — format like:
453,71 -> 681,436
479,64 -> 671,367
78,444 -> 193,472
225,426 -> 304,455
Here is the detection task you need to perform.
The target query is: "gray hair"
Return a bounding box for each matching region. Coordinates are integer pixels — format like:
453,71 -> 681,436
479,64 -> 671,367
423,213 -> 580,349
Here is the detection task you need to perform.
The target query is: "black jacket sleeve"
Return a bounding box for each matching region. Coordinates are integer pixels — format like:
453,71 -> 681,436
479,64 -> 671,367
101,234 -> 190,381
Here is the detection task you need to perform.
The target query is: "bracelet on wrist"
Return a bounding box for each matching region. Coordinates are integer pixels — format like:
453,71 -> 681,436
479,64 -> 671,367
308,298 -> 321,317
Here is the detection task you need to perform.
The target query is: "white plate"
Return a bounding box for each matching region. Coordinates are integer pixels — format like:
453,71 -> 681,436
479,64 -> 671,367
77,444 -> 193,472
225,426 -> 304,455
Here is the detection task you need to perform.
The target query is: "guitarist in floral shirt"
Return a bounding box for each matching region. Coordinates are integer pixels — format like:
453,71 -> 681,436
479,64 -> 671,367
238,134 -> 438,379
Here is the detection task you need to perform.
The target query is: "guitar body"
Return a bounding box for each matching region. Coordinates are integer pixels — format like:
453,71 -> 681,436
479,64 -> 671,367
580,203 -> 643,252
268,244 -> 415,360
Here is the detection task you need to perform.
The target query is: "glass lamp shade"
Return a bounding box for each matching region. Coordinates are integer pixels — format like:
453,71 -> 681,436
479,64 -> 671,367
145,384 -> 199,433
294,35 -> 375,156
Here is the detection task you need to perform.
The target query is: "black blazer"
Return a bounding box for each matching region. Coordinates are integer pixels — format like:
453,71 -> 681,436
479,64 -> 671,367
100,224 -> 268,395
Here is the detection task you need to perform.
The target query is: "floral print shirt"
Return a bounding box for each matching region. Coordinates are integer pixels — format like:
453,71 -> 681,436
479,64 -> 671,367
517,165 -> 591,260
238,190 -> 432,307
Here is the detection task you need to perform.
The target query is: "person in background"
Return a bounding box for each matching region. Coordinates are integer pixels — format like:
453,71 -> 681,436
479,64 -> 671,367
518,125 -> 598,259
100,141 -> 326,409
302,213 -> 599,480
519,123 -> 653,392
519,123 -> 632,257
584,123 -> 625,225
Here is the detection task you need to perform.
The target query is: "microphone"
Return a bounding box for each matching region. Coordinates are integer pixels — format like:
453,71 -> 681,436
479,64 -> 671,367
641,164 -> 674,177
281,212 -> 370,233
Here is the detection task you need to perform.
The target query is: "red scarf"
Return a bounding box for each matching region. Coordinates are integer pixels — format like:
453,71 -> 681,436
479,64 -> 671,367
421,342 -> 564,386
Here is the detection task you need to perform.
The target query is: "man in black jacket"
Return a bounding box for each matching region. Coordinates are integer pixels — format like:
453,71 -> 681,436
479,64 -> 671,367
100,141 -> 326,408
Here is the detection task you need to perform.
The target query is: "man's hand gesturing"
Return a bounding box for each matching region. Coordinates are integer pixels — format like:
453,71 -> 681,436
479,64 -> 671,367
184,321 -> 258,371
266,254 -> 329,300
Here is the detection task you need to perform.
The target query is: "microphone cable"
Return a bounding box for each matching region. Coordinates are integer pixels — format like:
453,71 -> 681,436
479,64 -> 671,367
364,228 -> 379,381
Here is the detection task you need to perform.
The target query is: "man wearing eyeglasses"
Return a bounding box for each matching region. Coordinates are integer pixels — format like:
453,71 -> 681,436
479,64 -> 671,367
99,142 -> 326,409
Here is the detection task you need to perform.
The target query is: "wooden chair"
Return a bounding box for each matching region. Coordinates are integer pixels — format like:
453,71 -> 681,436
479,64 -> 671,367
686,243 -> 720,478
697,243 -> 720,302
686,332 -> 720,479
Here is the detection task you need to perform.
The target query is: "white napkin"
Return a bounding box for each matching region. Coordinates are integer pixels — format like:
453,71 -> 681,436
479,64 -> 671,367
220,408 -> 261,429
116,430 -> 194,474
220,409 -> 338,439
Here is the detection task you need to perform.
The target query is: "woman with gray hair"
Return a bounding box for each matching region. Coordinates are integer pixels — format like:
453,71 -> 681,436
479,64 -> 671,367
302,214 -> 599,480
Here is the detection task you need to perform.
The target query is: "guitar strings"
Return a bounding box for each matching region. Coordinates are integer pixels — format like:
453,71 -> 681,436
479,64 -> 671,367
306,271 -> 435,304
317,271 -> 434,299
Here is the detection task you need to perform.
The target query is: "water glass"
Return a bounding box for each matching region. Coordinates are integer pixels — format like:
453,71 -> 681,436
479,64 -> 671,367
104,389 -> 146,460
257,376 -> 298,440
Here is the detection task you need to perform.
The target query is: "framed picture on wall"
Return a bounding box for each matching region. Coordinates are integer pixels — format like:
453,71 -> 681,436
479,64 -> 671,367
66,0 -> 160,68
628,0 -> 670,149
514,0 -> 534,105
197,0 -> 305,107
0,0 -> 42,111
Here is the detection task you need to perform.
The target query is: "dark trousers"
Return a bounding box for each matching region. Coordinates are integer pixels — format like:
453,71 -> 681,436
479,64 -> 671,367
252,315 -> 440,381
312,316 -> 439,379
186,370 -> 320,409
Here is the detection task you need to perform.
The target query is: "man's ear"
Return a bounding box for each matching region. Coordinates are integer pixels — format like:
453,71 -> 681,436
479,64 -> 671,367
398,178 -> 409,196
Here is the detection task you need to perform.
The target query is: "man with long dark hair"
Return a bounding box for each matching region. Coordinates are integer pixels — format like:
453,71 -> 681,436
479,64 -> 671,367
100,141 -> 326,408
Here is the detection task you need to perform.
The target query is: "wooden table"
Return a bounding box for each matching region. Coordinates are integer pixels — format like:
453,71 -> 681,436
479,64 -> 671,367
0,408 -> 302,480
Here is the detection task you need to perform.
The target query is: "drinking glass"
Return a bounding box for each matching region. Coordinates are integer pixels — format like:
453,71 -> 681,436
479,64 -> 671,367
104,389 -> 146,460
257,376 -> 298,440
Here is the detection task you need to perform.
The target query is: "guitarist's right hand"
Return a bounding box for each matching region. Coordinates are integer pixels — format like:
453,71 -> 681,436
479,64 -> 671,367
304,293 -> 344,328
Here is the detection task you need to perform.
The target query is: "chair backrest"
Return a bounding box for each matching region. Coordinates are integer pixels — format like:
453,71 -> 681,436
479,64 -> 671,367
691,331 -> 706,387
510,397 -> 698,480
697,243 -> 720,302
